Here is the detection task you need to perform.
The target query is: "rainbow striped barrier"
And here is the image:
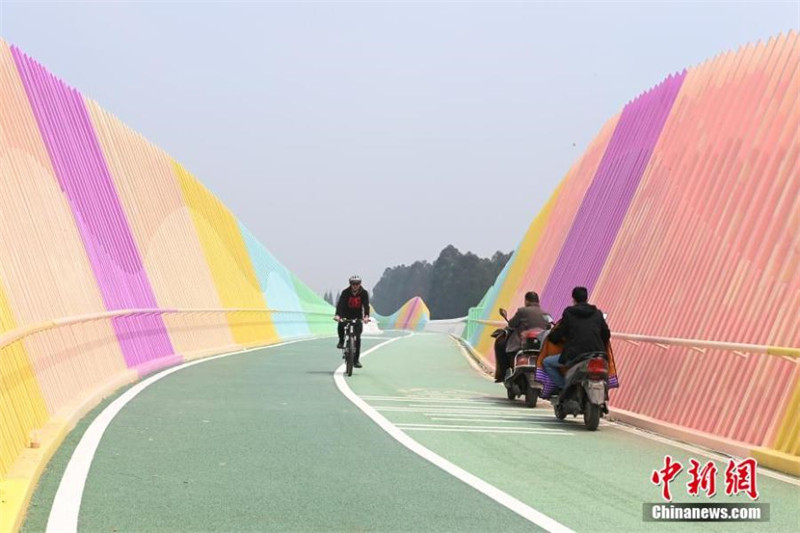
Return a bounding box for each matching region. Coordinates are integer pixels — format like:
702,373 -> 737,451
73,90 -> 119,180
465,32 -> 800,475
0,38 -> 334,532
375,297 -> 430,331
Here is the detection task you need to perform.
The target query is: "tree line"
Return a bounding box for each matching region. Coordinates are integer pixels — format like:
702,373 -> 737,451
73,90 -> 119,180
371,245 -> 512,319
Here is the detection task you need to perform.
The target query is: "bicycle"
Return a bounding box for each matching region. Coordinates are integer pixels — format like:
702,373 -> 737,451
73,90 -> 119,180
338,318 -> 362,377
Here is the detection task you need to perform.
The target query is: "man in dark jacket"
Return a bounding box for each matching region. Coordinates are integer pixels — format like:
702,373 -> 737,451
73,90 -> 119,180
543,286 -> 610,391
495,291 -> 551,382
334,275 -> 370,367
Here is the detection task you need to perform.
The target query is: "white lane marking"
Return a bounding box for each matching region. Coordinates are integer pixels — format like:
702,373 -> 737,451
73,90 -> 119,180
406,403 -> 542,411
360,396 -> 498,403
396,423 -> 567,432
46,337 -> 319,533
334,334 -> 574,533
400,428 -> 573,435
375,406 -> 553,416
425,414 -> 555,420
430,417 -> 565,424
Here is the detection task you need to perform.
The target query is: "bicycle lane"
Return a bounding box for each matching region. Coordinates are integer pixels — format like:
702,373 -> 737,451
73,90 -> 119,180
22,334 -> 538,533
346,333 -> 800,533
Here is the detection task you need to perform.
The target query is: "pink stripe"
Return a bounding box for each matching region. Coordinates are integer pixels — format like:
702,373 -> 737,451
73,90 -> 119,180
136,354 -> 185,379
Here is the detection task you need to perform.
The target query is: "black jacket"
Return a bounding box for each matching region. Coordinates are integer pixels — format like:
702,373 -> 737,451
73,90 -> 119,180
548,303 -> 610,367
335,288 -> 370,319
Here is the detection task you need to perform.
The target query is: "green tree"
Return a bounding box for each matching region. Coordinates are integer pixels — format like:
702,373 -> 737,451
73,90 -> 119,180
372,245 -> 511,319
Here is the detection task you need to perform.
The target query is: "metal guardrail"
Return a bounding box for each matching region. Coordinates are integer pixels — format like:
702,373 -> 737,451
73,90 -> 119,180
464,318 -> 800,360
0,308 -> 333,350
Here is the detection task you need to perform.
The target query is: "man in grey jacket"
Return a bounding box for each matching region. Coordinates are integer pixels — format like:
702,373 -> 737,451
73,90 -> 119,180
495,291 -> 551,382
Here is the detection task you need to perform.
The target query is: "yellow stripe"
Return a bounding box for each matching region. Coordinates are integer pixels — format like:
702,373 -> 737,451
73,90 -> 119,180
172,161 -> 278,346
770,375 -> 800,456
474,182 -> 563,357
0,286 -> 49,479
750,448 -> 800,477
767,345 -> 800,358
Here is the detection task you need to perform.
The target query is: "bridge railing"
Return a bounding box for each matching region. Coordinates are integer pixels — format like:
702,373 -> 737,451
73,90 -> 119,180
460,316 -> 800,476
463,317 -> 800,360
0,307 -> 334,533
0,308 -> 332,350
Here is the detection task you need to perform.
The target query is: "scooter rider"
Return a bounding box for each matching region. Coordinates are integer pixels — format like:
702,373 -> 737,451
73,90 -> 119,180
496,291 -> 551,382
334,275 -> 370,368
543,286 -> 610,393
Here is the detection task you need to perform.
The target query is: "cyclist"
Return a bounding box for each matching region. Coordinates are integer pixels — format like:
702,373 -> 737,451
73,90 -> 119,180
334,275 -> 370,368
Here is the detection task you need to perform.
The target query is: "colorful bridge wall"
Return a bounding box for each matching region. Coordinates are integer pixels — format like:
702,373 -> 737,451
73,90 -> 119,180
466,32 -> 800,474
0,39 -> 333,529
375,297 -> 430,331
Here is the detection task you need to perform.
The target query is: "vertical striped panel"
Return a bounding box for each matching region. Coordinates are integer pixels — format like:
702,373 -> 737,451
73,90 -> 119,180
593,34 -> 799,446
469,115 -> 619,360
382,297 -> 430,331
11,46 -> 175,368
172,162 -> 278,346
0,42 -> 127,423
84,100 -> 236,358
771,373 -> 800,456
0,285 -> 48,478
542,72 -> 685,317
470,184 -> 562,355
239,223 -> 310,338
407,298 -> 430,330
289,277 -> 336,336
462,33 -> 797,464
514,116 -> 620,312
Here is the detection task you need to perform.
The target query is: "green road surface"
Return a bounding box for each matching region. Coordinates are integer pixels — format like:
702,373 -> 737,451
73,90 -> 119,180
23,332 -> 800,532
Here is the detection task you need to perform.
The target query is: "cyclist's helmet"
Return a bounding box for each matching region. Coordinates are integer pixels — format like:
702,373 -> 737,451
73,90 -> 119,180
349,275 -> 362,285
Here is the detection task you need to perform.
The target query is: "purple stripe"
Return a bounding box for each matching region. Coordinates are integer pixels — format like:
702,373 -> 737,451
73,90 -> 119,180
542,72 -> 686,316
402,297 -> 421,330
12,47 -> 174,368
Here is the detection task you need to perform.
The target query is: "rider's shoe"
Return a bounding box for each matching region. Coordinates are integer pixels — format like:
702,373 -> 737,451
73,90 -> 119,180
336,341 -> 344,349
354,361 -> 363,368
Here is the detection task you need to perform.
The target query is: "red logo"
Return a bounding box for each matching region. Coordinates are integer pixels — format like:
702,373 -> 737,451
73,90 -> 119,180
651,455 -> 683,501
686,459 -> 717,497
724,458 -> 759,500
348,296 -> 362,309
651,456 -> 759,501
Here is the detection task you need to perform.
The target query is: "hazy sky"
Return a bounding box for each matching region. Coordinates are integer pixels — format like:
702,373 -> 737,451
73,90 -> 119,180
2,1 -> 797,297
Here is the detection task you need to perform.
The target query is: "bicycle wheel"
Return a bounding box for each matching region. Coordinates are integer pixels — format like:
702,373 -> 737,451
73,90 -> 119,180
345,337 -> 354,377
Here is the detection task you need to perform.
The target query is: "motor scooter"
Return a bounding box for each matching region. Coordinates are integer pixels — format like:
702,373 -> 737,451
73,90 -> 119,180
550,352 -> 609,431
493,309 -> 553,407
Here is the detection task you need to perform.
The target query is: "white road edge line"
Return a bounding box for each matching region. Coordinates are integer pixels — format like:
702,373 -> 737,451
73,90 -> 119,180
333,333 -> 574,533
46,336 -> 321,533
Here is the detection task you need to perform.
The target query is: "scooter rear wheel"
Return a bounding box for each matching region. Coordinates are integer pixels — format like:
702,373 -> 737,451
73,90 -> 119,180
584,402 -> 600,431
524,385 -> 538,408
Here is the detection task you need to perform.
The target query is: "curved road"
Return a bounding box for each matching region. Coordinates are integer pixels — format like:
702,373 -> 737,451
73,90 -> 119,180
22,333 -> 800,532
